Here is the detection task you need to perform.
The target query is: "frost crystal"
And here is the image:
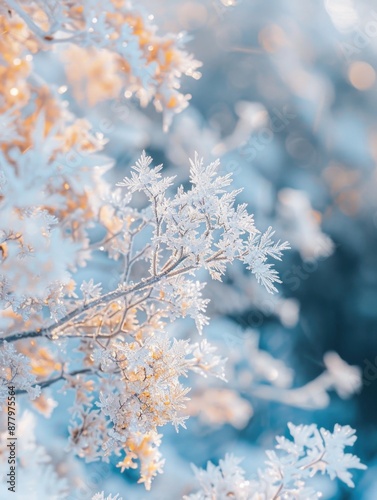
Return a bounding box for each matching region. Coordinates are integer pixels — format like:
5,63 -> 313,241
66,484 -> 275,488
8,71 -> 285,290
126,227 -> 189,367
0,342 -> 40,405
0,1 -> 366,497
92,494 -> 122,500
186,424 -> 366,499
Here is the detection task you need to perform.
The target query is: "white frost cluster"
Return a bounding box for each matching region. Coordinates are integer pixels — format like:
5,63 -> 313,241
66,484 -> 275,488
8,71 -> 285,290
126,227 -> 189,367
92,493 -> 122,500
0,341 -> 40,405
185,423 -> 366,499
117,152 -> 289,294
0,411 -> 68,499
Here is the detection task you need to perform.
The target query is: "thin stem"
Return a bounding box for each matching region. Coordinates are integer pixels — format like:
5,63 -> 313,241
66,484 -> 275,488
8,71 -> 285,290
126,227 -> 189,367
88,231 -> 122,251
6,0 -> 83,43
15,367 -> 93,395
152,195 -> 161,276
272,483 -> 283,500
300,451 -> 325,471
6,0 -> 46,38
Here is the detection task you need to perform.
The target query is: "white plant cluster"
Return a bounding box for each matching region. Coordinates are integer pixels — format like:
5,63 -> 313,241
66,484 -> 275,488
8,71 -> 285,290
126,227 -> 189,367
55,151 -> 288,489
92,493 -> 122,500
2,0 -> 201,129
0,342 -> 40,404
0,411 -> 68,499
0,145 -> 291,489
0,0 -> 367,497
116,151 -> 289,293
0,0 -> 201,324
185,423 -> 366,499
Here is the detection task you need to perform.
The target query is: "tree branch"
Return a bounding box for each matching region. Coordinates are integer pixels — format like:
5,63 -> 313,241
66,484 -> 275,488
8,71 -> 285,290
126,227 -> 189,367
0,256 -> 195,345
15,367 -> 93,395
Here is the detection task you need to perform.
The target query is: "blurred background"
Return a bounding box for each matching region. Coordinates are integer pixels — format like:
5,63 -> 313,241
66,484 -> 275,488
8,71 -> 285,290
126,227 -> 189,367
30,0 -> 377,498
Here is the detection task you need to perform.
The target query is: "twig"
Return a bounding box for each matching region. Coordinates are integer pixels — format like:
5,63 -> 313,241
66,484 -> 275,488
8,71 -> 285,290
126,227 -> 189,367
14,367 -> 93,395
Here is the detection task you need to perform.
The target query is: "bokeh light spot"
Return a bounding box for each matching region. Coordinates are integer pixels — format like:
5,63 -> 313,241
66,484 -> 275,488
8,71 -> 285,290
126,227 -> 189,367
348,61 -> 376,91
